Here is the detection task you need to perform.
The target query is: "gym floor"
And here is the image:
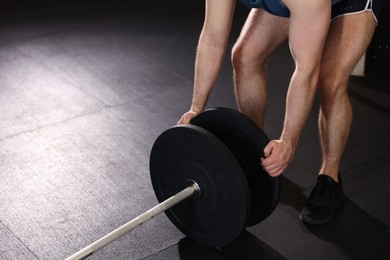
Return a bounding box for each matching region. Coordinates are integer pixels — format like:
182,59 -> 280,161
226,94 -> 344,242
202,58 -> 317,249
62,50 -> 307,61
1,1 -> 389,259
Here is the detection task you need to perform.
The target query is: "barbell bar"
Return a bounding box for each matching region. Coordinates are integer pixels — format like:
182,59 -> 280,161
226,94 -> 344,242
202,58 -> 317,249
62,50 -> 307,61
66,181 -> 200,260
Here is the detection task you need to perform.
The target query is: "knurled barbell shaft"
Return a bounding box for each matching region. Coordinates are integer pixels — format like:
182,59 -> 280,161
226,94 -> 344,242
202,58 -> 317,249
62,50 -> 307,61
66,183 -> 200,260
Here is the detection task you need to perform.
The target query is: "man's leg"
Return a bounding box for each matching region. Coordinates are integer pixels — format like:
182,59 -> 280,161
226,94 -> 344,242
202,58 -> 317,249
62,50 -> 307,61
318,11 -> 377,182
300,11 -> 377,225
232,9 -> 289,128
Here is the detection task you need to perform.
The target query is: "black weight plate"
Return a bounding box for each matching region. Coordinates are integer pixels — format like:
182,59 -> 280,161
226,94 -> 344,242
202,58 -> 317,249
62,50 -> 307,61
150,124 -> 250,247
191,107 -> 281,226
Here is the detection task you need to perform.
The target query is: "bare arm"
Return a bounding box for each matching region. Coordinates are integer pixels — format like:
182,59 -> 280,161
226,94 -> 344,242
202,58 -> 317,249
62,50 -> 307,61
262,0 -> 331,176
178,0 -> 236,124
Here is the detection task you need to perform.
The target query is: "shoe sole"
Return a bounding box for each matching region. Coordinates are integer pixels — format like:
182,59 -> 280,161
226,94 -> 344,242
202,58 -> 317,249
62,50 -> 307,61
299,199 -> 344,226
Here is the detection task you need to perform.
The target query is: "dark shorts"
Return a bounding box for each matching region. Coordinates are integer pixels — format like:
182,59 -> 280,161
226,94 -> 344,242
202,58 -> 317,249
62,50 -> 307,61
332,0 -> 385,22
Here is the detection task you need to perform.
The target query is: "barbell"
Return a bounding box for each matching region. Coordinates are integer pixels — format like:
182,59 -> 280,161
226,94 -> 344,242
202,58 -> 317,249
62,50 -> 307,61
66,107 -> 281,260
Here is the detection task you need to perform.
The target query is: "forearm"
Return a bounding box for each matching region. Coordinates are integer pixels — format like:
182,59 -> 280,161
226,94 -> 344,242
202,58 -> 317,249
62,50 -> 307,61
281,66 -> 320,146
191,34 -> 227,113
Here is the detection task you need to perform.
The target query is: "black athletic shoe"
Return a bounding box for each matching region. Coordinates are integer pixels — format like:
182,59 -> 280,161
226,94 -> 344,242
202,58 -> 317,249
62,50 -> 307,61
300,174 -> 344,225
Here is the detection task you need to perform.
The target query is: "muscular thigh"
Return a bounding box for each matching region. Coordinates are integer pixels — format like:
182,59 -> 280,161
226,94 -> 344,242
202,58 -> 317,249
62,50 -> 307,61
234,8 -> 289,62
320,11 -> 377,79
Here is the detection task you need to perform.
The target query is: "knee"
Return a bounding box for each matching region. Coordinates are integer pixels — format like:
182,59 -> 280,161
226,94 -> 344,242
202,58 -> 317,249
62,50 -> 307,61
231,43 -> 249,72
231,42 -> 266,74
318,73 -> 350,107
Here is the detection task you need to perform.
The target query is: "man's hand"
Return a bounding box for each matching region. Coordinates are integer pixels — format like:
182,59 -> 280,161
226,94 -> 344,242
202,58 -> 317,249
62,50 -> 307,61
260,139 -> 295,177
177,110 -> 200,125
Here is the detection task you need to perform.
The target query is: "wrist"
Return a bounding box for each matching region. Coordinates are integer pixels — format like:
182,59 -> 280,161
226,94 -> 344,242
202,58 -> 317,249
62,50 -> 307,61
190,103 -> 204,114
280,132 -> 299,148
